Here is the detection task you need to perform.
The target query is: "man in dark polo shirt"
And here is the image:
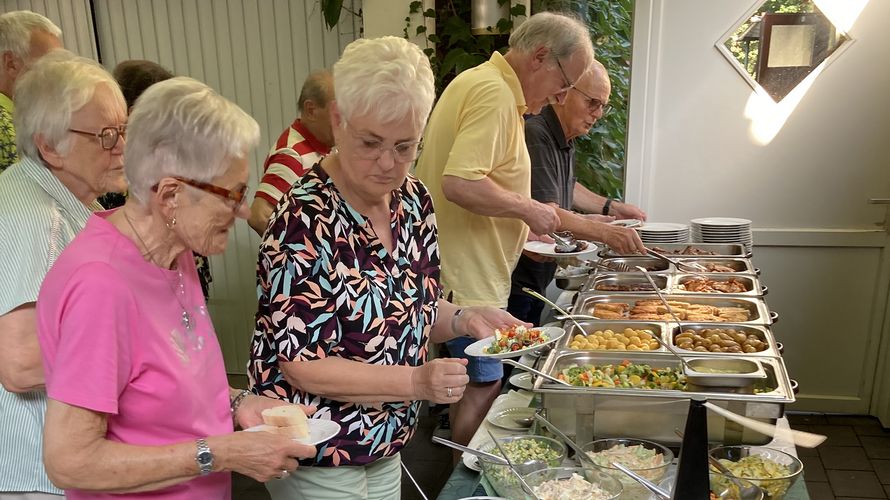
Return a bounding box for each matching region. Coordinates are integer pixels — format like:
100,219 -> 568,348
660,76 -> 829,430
508,60 -> 648,324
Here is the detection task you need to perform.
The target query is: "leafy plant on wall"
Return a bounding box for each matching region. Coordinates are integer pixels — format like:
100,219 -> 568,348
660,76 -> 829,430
405,0 -> 525,95
406,0 -> 633,199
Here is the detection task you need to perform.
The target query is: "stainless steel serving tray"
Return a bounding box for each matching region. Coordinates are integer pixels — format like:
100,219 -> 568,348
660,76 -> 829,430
599,243 -> 751,259
533,351 -> 794,445
667,323 -> 778,357
584,273 -> 669,294
575,294 -> 775,325
675,258 -> 757,275
670,273 -> 765,297
596,256 -> 672,273
560,320 -> 666,352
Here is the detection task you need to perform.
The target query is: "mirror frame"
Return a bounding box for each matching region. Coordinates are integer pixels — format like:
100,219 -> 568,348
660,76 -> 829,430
714,0 -> 855,101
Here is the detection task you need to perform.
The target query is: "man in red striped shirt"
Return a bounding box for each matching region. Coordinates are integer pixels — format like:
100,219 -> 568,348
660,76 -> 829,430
248,70 -> 334,234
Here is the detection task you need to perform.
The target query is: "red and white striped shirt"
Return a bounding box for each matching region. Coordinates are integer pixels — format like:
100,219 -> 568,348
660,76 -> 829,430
255,119 -> 331,206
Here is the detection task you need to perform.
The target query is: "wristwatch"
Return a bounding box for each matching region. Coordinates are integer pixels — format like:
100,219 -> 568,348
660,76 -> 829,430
195,438 -> 213,475
602,198 -> 613,216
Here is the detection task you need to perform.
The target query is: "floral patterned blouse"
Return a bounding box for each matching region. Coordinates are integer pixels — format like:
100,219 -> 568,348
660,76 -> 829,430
248,164 -> 441,467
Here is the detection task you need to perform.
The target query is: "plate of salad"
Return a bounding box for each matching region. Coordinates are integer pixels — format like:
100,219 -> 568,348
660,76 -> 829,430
463,325 -> 565,359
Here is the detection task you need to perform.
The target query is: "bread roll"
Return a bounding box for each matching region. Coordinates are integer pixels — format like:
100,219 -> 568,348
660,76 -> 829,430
262,406 -> 309,438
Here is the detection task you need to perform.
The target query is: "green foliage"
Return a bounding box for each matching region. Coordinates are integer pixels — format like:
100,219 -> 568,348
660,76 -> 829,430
321,0 -> 344,30
724,0 -> 814,80
406,1 -> 522,94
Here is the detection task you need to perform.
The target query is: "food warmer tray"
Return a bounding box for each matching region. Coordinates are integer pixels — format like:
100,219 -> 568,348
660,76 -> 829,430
574,294 -> 777,325
594,256 -> 673,273
670,273 -> 766,297
675,257 -> 757,275
559,320 -> 668,352
665,323 -> 779,357
532,351 -> 794,446
599,243 -> 751,259
583,273 -> 670,294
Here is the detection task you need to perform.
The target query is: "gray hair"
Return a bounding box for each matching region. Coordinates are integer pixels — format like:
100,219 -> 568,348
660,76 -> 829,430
333,36 -> 434,131
124,77 -> 260,202
509,12 -> 593,62
298,69 -> 333,113
0,10 -> 62,60
14,50 -> 123,161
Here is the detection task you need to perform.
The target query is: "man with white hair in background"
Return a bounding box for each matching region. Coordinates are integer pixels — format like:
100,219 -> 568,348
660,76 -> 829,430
415,11 -> 592,460
0,10 -> 62,172
0,51 -> 127,499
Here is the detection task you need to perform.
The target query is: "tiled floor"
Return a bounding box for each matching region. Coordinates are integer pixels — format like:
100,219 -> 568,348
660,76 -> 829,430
789,413 -> 890,500
233,412 -> 890,499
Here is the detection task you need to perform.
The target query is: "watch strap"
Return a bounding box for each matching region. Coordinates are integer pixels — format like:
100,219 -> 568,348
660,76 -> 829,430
602,198 -> 613,216
195,438 -> 213,475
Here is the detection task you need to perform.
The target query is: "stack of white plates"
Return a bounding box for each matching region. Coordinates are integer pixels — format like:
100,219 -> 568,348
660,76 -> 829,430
635,222 -> 690,244
690,217 -> 753,253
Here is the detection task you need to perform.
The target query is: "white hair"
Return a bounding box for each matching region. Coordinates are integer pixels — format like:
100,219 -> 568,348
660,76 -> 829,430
124,77 -> 260,202
509,12 -> 593,62
0,10 -> 62,60
333,36 -> 435,131
14,50 -> 123,161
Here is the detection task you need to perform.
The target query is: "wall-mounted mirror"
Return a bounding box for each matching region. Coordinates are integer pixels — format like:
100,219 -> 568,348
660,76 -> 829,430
718,0 -> 850,102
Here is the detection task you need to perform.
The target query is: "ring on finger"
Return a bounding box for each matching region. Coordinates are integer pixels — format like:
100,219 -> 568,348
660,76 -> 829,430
447,387 -> 453,398
279,469 -> 289,479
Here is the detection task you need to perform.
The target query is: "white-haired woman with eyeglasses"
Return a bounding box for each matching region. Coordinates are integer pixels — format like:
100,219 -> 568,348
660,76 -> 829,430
248,36 -> 527,500
35,77 -> 316,499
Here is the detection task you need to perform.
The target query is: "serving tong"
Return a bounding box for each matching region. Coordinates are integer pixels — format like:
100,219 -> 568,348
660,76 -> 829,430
646,247 -> 709,273
548,231 -> 579,253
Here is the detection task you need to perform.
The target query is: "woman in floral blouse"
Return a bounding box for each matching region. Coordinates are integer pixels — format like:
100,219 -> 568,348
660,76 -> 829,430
249,36 -> 526,500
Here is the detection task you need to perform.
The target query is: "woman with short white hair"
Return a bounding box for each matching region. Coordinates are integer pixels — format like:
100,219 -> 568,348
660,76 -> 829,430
249,36 -> 528,500
36,77 -> 316,499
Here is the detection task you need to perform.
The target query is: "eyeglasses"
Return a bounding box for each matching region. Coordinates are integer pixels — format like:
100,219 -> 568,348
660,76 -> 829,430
166,176 -> 249,211
570,87 -> 612,115
345,121 -> 424,163
555,58 -> 578,93
68,125 -> 127,150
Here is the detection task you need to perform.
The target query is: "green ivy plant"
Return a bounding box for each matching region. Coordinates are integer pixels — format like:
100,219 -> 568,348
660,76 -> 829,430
405,0 -> 525,95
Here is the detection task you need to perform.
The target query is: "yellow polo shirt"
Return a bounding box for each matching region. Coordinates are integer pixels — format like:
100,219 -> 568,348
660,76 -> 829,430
0,93 -> 17,172
416,52 -> 530,307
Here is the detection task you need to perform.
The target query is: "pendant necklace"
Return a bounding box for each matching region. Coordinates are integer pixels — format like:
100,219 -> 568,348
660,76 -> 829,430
123,210 -> 195,333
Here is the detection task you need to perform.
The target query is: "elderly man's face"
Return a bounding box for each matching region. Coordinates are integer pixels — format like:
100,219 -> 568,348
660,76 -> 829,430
558,69 -> 611,141
61,83 -> 128,200
527,48 -> 589,115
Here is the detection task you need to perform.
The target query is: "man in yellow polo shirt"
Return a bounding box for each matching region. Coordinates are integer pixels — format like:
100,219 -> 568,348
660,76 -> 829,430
0,11 -> 62,172
415,12 -> 593,457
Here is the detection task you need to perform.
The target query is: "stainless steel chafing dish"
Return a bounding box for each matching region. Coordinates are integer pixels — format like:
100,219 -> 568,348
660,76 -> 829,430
675,257 -> 758,275
560,320 -> 666,352
533,351 -> 794,446
575,294 -> 777,325
596,256 -> 672,273
599,243 -> 751,259
671,273 -> 766,297
666,323 -> 779,357
584,273 -> 669,294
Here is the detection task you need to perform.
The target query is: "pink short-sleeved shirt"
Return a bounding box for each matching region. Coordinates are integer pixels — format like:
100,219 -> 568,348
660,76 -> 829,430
37,212 -> 233,500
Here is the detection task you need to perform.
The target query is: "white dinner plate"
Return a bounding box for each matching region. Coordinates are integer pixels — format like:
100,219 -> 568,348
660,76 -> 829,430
637,222 -> 689,232
690,217 -> 752,226
244,419 -> 340,446
523,240 -> 598,258
463,327 -> 565,359
509,372 -> 534,390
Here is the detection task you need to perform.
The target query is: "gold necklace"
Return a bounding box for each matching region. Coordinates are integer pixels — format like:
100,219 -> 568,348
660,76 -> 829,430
122,210 -> 195,333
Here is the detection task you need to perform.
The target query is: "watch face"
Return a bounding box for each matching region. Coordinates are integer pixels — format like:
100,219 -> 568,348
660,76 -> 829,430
197,450 -> 213,465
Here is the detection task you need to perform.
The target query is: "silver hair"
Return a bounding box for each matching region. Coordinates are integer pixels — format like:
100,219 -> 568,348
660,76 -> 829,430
0,10 -> 62,60
14,50 -> 123,161
124,77 -> 260,202
333,36 -> 435,131
509,11 -> 593,62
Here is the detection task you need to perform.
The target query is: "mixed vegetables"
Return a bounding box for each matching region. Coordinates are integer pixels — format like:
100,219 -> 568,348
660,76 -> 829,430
557,360 -> 687,390
483,324 -> 550,354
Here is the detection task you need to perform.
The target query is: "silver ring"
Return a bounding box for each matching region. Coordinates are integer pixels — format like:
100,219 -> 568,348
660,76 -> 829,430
280,469 -> 289,479
447,387 -> 453,398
